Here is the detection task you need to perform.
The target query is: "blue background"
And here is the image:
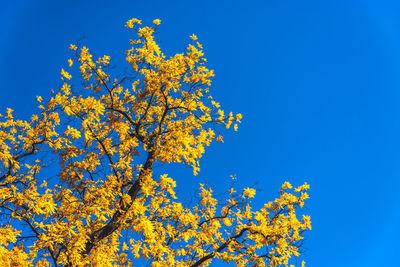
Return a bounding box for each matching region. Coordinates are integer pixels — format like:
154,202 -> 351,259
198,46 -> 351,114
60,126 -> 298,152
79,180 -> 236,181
1,1 -> 400,266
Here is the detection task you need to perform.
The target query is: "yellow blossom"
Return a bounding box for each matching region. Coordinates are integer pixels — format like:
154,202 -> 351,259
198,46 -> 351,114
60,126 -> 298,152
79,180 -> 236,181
125,18 -> 142,29
190,33 -> 198,41
243,188 -> 256,198
60,68 -> 72,80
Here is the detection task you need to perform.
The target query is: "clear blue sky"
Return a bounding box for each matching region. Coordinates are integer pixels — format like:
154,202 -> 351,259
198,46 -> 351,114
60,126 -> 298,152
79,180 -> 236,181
1,0 -> 400,266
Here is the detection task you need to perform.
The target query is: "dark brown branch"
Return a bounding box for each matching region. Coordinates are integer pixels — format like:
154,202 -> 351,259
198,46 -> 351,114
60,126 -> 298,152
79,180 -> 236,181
0,139 -> 46,183
83,148 -> 155,256
86,62 -> 115,107
73,112 -> 120,181
1,205 -> 58,266
190,228 -> 249,267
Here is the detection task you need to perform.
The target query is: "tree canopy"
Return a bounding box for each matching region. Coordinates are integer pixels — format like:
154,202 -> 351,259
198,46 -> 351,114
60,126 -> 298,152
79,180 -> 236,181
0,18 -> 311,266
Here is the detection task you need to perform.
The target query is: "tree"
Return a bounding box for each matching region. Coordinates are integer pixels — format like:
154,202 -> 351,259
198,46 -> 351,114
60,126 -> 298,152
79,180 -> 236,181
0,18 -> 311,267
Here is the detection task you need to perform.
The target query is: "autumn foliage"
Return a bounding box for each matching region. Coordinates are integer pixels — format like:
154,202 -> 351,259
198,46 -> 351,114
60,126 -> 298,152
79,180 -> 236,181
0,19 -> 311,266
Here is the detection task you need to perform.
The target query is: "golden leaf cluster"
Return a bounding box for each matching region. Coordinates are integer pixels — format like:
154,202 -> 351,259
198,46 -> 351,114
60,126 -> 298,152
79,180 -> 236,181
0,19 -> 310,266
